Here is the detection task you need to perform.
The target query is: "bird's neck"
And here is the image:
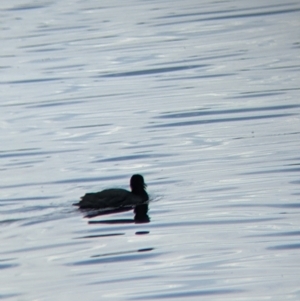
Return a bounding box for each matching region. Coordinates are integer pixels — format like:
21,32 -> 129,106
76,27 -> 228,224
131,188 -> 145,195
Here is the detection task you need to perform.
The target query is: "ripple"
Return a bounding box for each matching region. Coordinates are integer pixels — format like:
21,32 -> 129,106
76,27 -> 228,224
0,293 -> 21,299
148,113 -> 295,128
98,65 -> 207,78
0,263 -> 19,270
69,248 -> 156,266
156,104 -> 300,119
1,0 -> 300,299
0,77 -> 66,84
131,288 -> 245,299
155,6 -> 300,26
268,243 -> 300,250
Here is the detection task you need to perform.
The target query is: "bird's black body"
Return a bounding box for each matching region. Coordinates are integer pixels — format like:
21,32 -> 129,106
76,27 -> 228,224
74,175 -> 149,212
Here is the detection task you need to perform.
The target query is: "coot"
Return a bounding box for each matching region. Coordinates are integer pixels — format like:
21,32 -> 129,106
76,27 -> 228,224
74,174 -> 148,210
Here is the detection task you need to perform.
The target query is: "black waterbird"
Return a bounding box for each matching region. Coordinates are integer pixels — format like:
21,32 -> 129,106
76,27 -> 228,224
74,175 -> 149,215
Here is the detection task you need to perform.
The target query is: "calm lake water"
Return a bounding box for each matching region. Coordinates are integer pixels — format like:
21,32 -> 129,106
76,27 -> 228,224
1,0 -> 300,300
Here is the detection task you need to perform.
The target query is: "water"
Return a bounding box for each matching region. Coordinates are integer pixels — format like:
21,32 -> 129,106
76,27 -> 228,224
1,0 -> 300,300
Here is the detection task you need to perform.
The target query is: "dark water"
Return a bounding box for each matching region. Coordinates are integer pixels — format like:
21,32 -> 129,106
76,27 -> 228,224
1,0 -> 300,300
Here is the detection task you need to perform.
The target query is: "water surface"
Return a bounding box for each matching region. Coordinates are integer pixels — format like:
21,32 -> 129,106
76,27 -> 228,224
1,0 -> 300,300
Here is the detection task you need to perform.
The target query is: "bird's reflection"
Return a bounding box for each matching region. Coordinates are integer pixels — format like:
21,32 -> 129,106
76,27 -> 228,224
134,204 -> 150,223
84,204 -> 150,224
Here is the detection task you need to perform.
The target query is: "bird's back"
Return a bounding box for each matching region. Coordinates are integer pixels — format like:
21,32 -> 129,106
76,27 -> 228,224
76,188 -> 147,209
